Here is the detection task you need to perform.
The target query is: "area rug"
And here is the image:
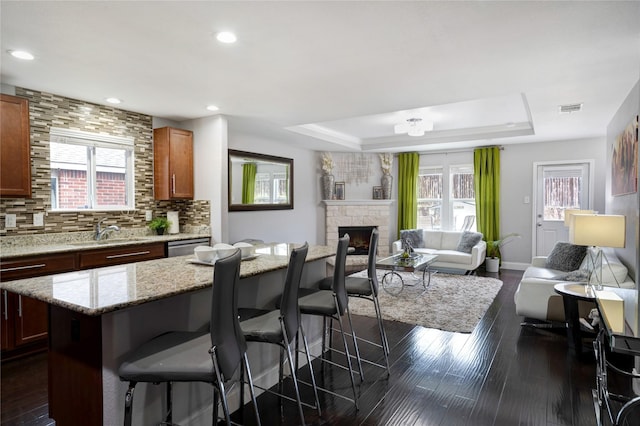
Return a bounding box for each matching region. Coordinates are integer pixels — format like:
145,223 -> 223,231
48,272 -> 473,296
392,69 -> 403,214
346,270 -> 503,333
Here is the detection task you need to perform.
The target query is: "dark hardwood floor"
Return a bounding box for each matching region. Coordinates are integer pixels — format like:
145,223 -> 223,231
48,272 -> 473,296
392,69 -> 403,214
1,269 -> 637,425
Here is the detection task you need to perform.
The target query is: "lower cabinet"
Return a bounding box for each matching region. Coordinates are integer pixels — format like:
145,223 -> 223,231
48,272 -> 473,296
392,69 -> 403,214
1,242 -> 167,360
1,252 -> 77,358
1,291 -> 48,352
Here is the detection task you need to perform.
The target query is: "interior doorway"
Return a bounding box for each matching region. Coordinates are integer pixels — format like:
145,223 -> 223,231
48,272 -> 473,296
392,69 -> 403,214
533,161 -> 594,256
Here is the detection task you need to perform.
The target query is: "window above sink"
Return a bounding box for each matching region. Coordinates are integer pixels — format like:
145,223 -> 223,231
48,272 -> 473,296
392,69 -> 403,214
49,127 -> 135,211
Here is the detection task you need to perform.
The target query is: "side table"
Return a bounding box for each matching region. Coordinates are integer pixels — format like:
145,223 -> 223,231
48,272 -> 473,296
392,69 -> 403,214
554,283 -> 597,356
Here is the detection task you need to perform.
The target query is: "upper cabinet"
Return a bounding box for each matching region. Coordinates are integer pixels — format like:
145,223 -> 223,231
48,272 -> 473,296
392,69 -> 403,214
0,94 -> 32,198
153,127 -> 194,200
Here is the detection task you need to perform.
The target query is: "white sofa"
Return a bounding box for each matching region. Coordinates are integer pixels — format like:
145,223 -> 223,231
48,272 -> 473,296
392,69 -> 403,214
392,230 -> 486,273
514,247 -> 635,322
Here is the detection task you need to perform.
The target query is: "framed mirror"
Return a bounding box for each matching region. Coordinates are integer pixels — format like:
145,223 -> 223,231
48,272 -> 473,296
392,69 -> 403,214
228,149 -> 294,211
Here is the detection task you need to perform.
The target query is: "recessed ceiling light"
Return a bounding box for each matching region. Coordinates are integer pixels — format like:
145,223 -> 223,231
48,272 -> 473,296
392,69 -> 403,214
206,105 -> 220,112
105,97 -> 122,104
216,31 -> 237,44
9,50 -> 34,60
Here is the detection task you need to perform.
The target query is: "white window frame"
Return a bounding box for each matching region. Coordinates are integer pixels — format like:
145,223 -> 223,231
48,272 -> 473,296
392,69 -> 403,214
449,164 -> 476,231
417,166 -> 443,230
49,127 -> 135,211
418,158 -> 475,231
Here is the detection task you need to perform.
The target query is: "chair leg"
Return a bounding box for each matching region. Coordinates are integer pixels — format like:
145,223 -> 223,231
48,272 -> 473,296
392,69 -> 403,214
123,382 -> 136,426
334,296 -> 359,409
321,316 -> 327,361
210,348 -> 232,425
282,325 -> 305,425
243,353 -> 262,426
279,346 -> 284,397
212,386 -> 219,426
165,382 -> 173,424
299,324 -> 322,415
372,294 -> 391,374
239,357 -> 246,424
345,307 -> 364,381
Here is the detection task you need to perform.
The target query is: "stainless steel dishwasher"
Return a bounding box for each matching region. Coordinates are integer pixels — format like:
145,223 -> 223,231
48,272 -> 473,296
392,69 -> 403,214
167,238 -> 211,257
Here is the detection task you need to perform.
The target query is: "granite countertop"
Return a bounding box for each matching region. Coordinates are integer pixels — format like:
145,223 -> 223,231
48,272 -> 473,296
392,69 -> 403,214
0,232 -> 210,259
0,243 -> 335,316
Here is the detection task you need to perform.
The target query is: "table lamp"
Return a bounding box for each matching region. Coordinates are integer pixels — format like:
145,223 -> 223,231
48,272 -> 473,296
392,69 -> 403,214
568,214 -> 625,289
563,209 -> 595,226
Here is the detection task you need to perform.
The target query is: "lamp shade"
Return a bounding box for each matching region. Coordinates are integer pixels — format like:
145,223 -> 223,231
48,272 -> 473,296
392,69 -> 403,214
563,209 -> 595,226
569,214 -> 626,248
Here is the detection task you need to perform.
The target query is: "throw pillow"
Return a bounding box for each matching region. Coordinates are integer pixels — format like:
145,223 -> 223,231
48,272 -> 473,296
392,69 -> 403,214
555,270 -> 590,282
456,231 -> 483,253
545,242 -> 587,272
400,229 -> 424,249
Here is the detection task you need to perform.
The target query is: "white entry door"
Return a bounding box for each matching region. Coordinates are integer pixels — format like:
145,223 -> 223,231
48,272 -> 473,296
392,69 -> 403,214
534,161 -> 594,256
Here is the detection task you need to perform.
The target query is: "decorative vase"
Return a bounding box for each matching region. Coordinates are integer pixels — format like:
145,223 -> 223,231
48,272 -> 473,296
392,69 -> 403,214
321,173 -> 335,200
381,172 -> 393,199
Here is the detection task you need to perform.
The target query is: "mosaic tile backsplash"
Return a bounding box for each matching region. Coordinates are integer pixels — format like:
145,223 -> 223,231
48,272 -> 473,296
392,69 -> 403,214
0,88 -> 210,237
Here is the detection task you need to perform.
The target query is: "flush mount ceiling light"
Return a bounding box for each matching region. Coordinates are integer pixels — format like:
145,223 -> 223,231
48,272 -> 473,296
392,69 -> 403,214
8,50 -> 34,60
394,117 -> 434,137
206,105 -> 219,112
216,31 -> 237,44
105,97 -> 122,104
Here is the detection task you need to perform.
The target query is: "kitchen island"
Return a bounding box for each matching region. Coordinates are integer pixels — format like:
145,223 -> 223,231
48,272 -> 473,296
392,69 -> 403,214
0,243 -> 334,425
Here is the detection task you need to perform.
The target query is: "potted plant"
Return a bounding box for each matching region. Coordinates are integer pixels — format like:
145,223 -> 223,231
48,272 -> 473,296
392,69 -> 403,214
485,233 -> 521,273
148,217 -> 171,235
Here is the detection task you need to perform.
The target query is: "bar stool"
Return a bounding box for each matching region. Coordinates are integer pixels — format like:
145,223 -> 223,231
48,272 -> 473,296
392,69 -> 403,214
297,235 -> 361,409
319,229 -> 390,374
240,242 -> 320,425
118,250 -> 260,426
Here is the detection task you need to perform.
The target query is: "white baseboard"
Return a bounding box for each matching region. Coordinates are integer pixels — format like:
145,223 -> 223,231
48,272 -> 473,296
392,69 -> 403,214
501,261 -> 529,271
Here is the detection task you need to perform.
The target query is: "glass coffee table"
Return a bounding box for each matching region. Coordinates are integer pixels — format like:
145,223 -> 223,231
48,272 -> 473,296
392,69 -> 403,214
376,253 -> 438,295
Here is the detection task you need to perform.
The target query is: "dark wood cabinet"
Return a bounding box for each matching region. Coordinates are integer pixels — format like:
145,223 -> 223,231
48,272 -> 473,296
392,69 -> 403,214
14,294 -> 48,346
0,252 -> 77,281
78,242 -> 165,269
0,93 -> 32,198
153,127 -> 194,200
0,253 -> 76,358
1,292 -> 49,355
1,290 -> 14,351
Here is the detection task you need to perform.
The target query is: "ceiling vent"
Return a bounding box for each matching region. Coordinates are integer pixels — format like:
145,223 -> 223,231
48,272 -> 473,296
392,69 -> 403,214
559,103 -> 583,114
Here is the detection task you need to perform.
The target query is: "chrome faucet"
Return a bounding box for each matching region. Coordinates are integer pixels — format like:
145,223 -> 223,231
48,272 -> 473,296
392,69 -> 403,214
95,218 -> 121,241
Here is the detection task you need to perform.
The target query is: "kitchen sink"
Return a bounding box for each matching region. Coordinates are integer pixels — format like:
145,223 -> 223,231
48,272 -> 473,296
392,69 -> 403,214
67,238 -> 146,247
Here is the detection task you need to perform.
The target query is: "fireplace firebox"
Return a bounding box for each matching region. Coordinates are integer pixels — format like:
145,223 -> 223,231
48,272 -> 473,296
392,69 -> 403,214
338,226 -> 377,255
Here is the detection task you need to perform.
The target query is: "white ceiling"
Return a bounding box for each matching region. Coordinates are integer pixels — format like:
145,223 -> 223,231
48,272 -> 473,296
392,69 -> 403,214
1,1 -> 639,152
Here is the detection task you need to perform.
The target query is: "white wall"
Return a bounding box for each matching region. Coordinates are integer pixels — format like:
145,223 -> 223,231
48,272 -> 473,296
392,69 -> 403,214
187,115 -> 227,243
226,130 -> 319,245
606,80 -> 639,284
500,138 -> 607,268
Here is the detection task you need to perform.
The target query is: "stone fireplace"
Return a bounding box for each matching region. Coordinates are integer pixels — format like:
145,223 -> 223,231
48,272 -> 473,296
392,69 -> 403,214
324,200 -> 392,257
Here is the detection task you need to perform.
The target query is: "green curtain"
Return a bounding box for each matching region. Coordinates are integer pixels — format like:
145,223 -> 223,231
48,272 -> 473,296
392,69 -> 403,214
474,147 -> 500,242
241,163 -> 257,204
397,152 -> 420,236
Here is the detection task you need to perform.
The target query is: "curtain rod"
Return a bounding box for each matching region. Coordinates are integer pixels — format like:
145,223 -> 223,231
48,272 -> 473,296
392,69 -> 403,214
393,146 -> 504,156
